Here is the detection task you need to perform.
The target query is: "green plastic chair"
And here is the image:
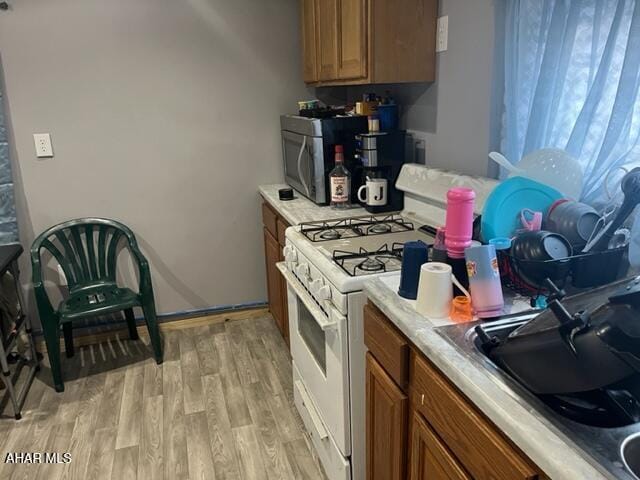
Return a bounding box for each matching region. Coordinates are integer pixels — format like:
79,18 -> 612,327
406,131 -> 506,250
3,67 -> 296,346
30,218 -> 163,392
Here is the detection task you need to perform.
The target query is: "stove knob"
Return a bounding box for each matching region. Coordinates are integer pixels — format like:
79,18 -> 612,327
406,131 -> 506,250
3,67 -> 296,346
317,285 -> 331,301
296,263 -> 310,279
310,278 -> 323,294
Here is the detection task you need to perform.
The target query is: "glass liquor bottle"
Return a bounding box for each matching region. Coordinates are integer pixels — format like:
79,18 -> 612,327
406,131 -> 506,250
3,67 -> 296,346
330,145 -> 351,209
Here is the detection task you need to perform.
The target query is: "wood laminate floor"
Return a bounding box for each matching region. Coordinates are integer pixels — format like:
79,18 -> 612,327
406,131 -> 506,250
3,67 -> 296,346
0,313 -> 327,480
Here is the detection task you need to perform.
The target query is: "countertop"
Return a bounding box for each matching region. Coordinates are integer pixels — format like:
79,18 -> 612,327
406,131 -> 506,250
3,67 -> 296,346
364,275 -> 614,480
259,184 -> 368,225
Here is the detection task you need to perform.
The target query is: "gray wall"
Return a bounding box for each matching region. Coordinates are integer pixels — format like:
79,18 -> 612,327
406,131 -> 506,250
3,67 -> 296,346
339,0 -> 500,177
0,0 -> 308,316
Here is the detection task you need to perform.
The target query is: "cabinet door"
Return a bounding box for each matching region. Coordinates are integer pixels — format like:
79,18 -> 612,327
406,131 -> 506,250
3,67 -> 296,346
337,0 -> 367,80
370,0 -> 437,83
264,228 -> 284,335
410,411 -> 471,480
315,0 -> 339,80
278,246 -> 290,347
301,0 -> 318,83
366,352 -> 408,480
276,217 -> 290,345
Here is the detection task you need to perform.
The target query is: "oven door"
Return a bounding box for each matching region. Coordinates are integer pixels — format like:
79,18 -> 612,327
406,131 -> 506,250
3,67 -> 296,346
281,130 -> 326,204
277,263 -> 351,456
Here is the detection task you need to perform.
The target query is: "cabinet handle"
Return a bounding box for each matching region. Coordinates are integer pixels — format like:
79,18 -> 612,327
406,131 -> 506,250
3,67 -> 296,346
421,393 -> 425,406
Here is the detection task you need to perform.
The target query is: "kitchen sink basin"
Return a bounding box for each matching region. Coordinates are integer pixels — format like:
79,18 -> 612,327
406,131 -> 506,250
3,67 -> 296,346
473,317 -> 640,428
437,313 -> 640,480
623,433 -> 640,479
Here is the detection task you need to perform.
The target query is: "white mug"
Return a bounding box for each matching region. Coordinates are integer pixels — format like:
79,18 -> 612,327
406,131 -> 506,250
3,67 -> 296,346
357,177 -> 388,206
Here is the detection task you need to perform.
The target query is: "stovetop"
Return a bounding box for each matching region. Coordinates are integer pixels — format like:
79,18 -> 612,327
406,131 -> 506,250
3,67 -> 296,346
298,214 -> 437,277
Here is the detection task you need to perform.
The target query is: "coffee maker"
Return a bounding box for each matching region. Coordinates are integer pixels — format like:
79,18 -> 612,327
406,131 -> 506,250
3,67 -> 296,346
352,130 -> 406,213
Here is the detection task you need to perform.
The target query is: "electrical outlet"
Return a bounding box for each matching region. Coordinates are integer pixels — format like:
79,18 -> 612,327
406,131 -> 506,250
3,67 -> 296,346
407,129 -> 429,165
436,15 -> 449,53
33,133 -> 53,158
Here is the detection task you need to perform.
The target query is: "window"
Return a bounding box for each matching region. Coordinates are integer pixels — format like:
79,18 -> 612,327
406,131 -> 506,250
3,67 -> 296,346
501,0 -> 640,204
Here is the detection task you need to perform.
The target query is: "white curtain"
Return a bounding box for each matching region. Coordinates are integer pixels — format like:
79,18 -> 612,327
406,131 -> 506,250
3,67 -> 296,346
502,0 -> 640,204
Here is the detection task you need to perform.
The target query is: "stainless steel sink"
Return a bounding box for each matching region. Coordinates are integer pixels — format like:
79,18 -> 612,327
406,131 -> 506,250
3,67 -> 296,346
623,433 -> 640,478
436,313 -> 640,480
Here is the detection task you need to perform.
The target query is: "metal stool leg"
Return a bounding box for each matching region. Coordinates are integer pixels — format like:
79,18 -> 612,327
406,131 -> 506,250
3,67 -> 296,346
0,342 -> 21,419
1,259 -> 41,418
9,261 -> 39,366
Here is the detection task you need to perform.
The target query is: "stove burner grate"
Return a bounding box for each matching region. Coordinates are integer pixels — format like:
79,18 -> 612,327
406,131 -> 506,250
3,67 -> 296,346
333,243 -> 405,277
300,215 -> 414,242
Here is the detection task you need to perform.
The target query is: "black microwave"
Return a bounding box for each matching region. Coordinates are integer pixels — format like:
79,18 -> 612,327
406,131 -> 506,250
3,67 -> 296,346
280,115 -> 367,205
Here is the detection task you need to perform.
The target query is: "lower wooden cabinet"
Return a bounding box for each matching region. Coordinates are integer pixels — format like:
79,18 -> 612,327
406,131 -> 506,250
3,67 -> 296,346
277,244 -> 290,346
410,411 -> 471,480
366,352 -> 408,480
261,200 -> 290,346
364,301 -> 546,480
263,227 -> 284,331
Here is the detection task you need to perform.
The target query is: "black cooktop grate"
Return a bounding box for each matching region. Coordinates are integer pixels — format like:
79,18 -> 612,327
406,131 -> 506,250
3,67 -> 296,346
332,242 -> 405,277
300,215 -> 414,242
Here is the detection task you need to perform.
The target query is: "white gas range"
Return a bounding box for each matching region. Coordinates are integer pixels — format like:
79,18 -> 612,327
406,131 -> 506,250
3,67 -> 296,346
277,164 -> 498,480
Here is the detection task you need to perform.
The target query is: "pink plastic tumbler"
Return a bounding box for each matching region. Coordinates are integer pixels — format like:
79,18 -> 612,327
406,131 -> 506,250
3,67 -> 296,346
444,187 -> 476,259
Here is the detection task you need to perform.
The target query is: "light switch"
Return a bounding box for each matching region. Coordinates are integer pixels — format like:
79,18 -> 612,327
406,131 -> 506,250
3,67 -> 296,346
33,133 -> 53,158
436,15 -> 448,53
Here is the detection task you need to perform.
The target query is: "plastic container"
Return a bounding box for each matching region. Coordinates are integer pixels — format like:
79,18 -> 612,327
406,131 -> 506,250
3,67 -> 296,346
490,237 -> 512,281
398,241 -> 429,299
450,296 -> 473,323
445,188 -> 476,258
465,244 -> 504,318
377,104 -> 399,131
446,255 -> 470,296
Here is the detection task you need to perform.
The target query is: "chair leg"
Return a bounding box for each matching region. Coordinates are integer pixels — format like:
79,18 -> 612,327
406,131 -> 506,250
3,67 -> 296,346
42,320 -> 64,392
62,322 -> 74,358
124,308 -> 139,340
141,302 -> 163,364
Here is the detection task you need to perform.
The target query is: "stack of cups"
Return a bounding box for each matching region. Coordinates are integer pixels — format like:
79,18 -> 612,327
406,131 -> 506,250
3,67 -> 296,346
398,241 -> 430,300
445,187 -> 476,259
464,244 -> 504,318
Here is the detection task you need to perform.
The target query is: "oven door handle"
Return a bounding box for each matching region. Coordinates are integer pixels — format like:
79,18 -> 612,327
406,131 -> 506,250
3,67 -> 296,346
277,262 -> 340,331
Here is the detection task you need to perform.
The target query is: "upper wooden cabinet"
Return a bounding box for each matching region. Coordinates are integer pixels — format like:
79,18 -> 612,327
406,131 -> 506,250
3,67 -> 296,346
337,0 -> 368,80
301,0 -> 318,82
300,0 -> 437,86
315,0 -> 339,81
